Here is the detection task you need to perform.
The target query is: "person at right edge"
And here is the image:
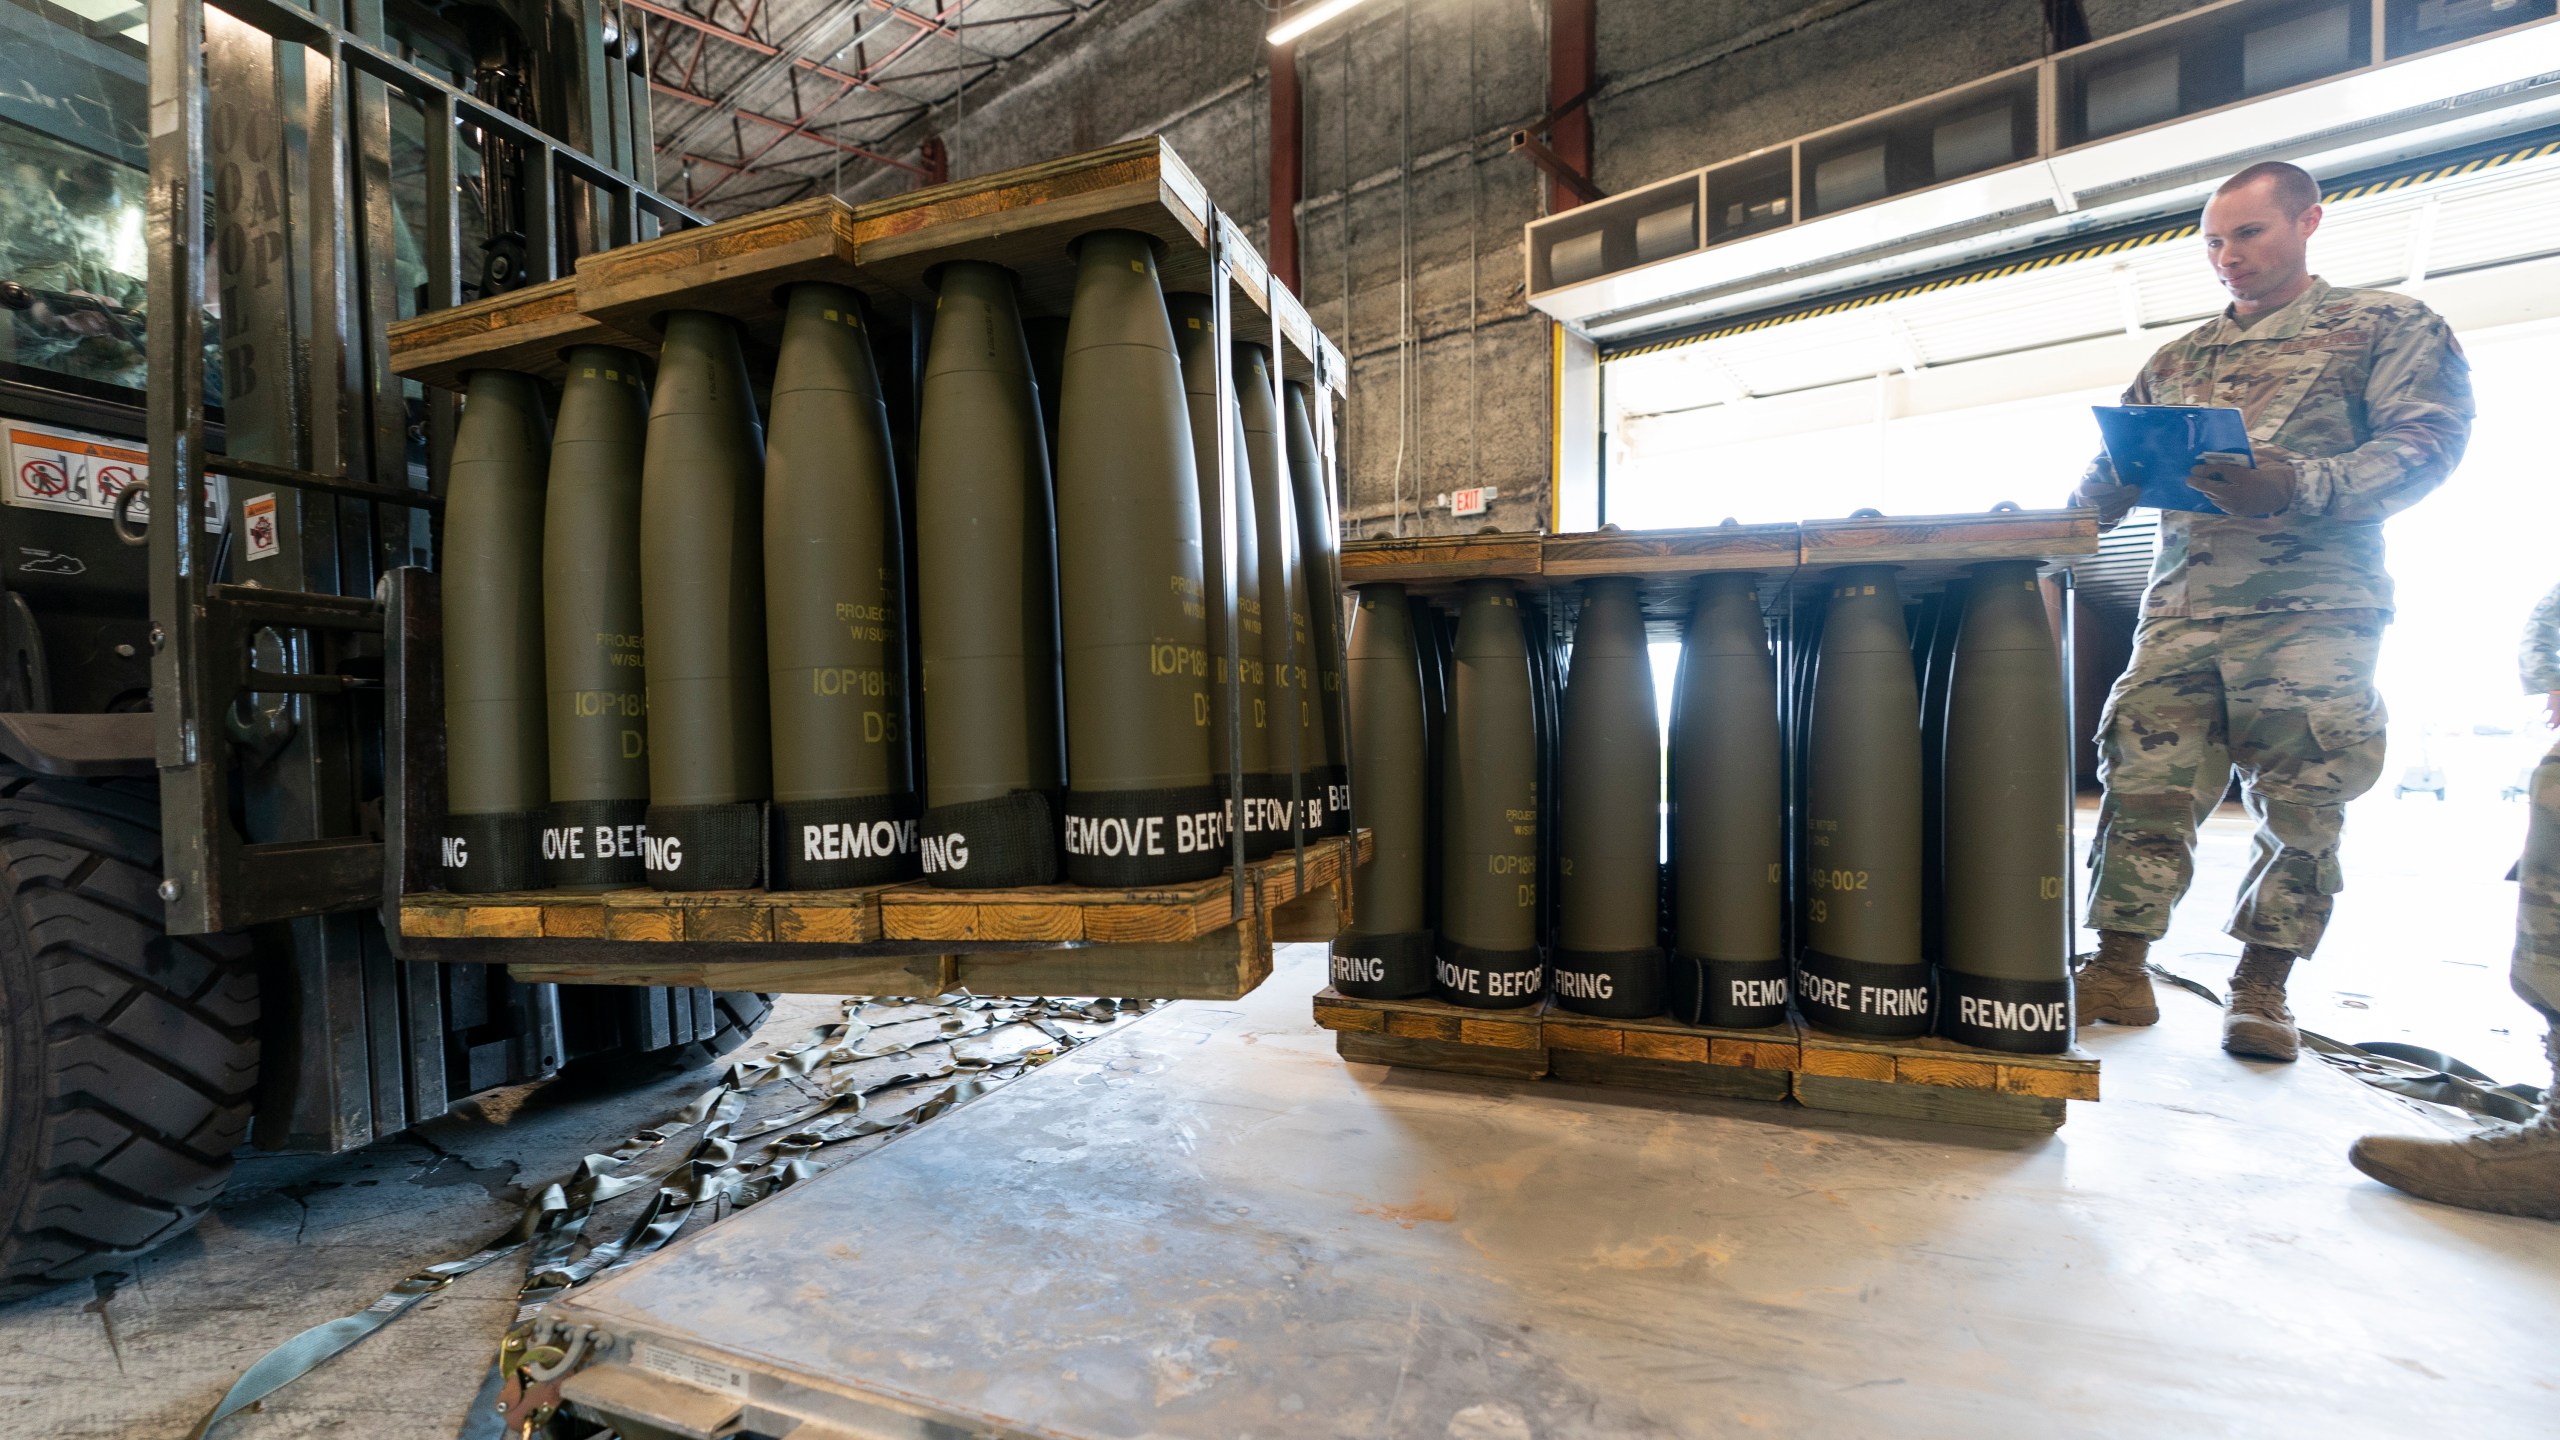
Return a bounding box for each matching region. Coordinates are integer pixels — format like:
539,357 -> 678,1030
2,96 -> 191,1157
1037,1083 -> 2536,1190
2345,584 -> 2560,1220
2070,161 -> 2474,1061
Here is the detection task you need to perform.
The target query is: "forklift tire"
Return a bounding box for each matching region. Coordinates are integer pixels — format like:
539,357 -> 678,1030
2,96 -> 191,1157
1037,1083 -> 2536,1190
567,990 -> 776,1083
673,990 -> 775,1069
0,765 -> 259,1303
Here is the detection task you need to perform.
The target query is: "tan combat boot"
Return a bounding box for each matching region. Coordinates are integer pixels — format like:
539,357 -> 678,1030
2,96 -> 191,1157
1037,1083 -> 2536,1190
2224,944 -> 2299,1061
2075,931 -> 2159,1026
2348,1028 -> 2560,1221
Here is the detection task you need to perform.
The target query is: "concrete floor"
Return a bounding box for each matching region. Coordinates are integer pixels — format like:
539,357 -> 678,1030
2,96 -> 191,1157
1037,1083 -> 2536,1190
0,793 -> 2547,1438
552,947 -> 2560,1440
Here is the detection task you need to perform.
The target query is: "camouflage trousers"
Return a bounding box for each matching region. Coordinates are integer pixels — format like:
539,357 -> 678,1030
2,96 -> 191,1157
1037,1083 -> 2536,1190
2518,733 -> 2560,1018
2087,610 -> 2388,957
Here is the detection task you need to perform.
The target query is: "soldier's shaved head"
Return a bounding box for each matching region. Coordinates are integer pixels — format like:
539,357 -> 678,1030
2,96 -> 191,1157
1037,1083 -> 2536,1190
2216,161 -> 2322,216
2201,162 -> 2325,316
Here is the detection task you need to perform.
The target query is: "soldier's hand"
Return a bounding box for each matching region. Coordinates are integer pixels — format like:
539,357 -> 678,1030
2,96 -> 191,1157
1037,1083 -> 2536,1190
2188,455 -> 2296,518
2071,478 -> 2139,529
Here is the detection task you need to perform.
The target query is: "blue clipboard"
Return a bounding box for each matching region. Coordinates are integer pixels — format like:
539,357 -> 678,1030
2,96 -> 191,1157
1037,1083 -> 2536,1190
2091,405 -> 2255,514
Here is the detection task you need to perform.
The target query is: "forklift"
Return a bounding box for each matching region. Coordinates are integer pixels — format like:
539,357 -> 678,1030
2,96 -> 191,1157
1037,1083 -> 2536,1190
0,0 -> 762,1300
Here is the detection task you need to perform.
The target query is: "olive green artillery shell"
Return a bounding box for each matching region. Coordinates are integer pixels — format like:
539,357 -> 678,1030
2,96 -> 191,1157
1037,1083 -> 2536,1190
1437,579 -> 1543,1009
542,346 -> 651,887
446,368 -> 551,818
1285,379 -> 1349,831
1553,578 -> 1663,1016
443,368 -> 550,892
640,309 -> 769,809
763,283 -> 917,887
1337,583 -> 1431,996
1940,560 -> 2075,1049
1668,572 -> 1787,1025
1167,293 -> 1273,857
1801,563 -> 1926,1036
1053,230 -> 1221,884
1238,342 -> 1316,841
915,261 -> 1065,888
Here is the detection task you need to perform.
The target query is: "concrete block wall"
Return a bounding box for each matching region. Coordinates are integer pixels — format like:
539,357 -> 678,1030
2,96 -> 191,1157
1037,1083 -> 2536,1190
835,0 -> 2218,539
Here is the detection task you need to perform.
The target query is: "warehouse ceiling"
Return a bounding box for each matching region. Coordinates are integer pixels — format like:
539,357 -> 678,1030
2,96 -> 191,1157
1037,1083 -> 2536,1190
632,0 -> 1098,216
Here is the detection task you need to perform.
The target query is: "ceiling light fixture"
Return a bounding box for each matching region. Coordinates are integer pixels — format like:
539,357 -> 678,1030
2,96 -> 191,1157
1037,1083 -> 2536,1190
1268,0 -> 1378,46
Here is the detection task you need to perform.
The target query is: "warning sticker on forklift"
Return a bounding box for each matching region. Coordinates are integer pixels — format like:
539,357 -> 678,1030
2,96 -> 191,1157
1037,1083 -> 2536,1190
4,423 -> 224,530
632,1341 -> 750,1395
242,493 -> 281,561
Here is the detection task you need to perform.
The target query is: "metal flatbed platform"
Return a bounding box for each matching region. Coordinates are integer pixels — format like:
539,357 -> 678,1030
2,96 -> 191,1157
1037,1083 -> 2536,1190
545,949 -> 2560,1440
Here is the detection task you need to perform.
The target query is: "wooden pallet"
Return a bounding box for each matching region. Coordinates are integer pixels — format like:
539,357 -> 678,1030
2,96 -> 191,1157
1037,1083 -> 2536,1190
1542,1007 -> 1799,1101
402,831 -> 1362,946
383,277 -> 661,391
570,193 -> 860,344
396,833 -> 1366,1001
1797,507 -> 2101,577
389,139 -> 1342,391
1311,989 -> 2099,1130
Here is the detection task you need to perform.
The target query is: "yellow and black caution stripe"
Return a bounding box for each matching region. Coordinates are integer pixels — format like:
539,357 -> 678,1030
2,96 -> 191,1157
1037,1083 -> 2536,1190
1603,134 -> 2560,364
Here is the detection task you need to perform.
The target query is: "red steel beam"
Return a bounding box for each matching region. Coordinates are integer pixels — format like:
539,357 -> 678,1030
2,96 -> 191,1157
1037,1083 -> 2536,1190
1548,0 -> 1595,212
689,0 -> 976,203
627,0 -> 887,93
652,78 -> 929,175
1269,39 -> 1301,291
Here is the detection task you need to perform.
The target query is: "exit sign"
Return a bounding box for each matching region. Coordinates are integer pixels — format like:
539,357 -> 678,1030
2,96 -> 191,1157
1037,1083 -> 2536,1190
1451,486 -> 1489,517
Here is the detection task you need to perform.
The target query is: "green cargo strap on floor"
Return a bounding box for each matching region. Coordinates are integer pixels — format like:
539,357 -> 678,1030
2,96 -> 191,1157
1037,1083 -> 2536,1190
185,1235 -> 527,1440
188,995 -> 1154,1440
2148,962 -> 2547,1122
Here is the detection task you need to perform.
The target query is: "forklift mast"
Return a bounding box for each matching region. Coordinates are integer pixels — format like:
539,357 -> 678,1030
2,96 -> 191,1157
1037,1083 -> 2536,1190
0,0 -> 718,1161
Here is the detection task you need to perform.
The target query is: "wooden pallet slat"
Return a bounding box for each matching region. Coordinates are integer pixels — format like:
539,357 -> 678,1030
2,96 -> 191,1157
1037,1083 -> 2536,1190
1339,510 -> 2098,600
1541,522 -> 1800,577
1339,533 -> 1544,585
403,835 -> 1363,952
573,194 -> 859,342
1798,508 -> 2099,570
384,277 -> 661,392
847,137 -> 1211,322
376,139 -> 1339,389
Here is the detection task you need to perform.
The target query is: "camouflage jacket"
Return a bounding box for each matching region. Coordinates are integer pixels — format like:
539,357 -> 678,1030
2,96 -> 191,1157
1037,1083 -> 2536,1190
2084,278 -> 2472,619
2526,583 -> 2560,696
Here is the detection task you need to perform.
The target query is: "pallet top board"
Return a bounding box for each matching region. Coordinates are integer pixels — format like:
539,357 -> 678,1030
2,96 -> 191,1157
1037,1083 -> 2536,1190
1339,532 -> 1544,585
1341,524 -> 1799,628
1543,522 -> 1801,578
1341,509 -> 2096,606
571,194 -> 859,345
387,142 -> 1341,387
384,277 -> 660,392
1798,506 -> 2099,574
399,831 -> 1366,951
846,142 -> 1335,388
557,139 -> 1338,387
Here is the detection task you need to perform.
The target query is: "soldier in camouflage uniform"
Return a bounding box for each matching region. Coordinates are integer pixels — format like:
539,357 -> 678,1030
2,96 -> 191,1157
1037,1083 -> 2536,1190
2347,584 -> 2560,1220
2071,162 -> 2474,1062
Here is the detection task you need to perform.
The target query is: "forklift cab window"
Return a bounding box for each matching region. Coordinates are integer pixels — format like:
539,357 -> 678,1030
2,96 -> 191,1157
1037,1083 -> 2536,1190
0,5 -> 221,404
2,2 -> 148,397
0,122 -> 151,395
